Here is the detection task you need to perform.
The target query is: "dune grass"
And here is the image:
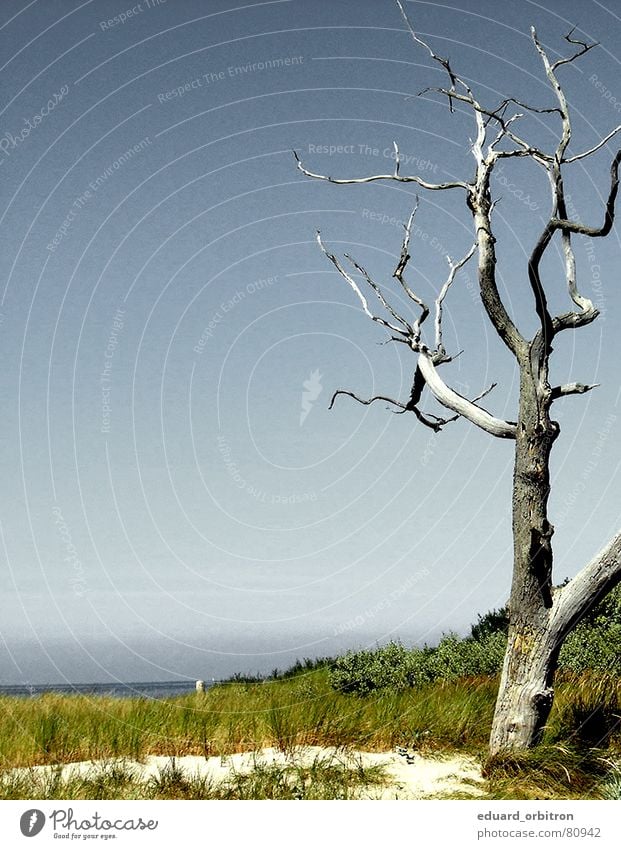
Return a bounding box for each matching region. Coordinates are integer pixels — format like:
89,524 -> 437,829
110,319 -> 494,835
0,670 -> 497,768
481,744 -> 617,800
0,751 -> 388,801
0,669 -> 619,799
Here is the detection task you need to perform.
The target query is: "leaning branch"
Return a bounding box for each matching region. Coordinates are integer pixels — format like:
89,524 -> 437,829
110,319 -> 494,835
564,124 -> 621,163
552,530 -> 621,639
526,213 -> 555,346
473,199 -> 527,359
549,144 -> 621,324
417,350 -> 517,439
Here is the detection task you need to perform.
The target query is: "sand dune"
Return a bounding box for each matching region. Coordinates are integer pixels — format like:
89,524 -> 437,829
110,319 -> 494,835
13,746 -> 485,799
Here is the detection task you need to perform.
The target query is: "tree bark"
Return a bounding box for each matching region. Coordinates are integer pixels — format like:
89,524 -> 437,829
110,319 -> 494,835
489,367 -> 561,753
489,371 -> 621,753
489,627 -> 560,752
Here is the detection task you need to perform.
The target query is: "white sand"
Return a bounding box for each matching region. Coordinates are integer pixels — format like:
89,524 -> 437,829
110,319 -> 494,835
12,746 -> 485,799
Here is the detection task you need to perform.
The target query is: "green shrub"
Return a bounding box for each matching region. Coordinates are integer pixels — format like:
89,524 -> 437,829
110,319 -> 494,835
426,632 -> 506,681
559,586 -> 621,675
328,585 -> 621,696
328,633 -> 506,695
328,641 -> 432,696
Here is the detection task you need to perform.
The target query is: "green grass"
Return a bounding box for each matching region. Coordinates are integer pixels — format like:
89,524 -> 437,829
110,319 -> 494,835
0,669 -> 619,799
0,671 -> 499,768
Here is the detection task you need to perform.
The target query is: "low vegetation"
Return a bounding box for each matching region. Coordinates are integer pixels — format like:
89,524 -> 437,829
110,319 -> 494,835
329,586 -> 621,696
1,590 -> 619,799
0,751 -> 387,801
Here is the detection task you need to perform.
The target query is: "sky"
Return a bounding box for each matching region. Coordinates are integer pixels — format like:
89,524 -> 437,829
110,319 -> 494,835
1,0 -> 621,684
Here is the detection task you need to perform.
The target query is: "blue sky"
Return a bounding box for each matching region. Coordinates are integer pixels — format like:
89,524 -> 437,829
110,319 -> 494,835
1,0 -> 621,683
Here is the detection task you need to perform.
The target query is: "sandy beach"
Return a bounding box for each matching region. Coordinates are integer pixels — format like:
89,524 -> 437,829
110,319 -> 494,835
12,746 -> 485,800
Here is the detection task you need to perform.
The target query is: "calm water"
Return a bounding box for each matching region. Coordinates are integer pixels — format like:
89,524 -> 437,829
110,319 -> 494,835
0,680 -> 210,699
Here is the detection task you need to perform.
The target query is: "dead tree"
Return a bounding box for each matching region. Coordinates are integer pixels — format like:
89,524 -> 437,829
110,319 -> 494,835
294,0 -> 621,753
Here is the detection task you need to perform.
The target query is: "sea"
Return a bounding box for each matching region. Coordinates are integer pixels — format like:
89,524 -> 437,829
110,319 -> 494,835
0,680 -> 210,699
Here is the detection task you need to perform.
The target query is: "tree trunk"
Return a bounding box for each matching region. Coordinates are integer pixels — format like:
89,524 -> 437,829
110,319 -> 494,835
489,369 -> 561,754
489,629 -> 560,752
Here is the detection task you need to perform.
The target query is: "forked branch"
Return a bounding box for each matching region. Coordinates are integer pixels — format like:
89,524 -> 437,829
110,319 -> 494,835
329,373 -> 501,434
319,221 -> 514,438
316,232 -> 409,337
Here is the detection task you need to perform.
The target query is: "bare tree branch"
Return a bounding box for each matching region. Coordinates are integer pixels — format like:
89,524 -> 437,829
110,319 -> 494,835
472,194 -> 527,358
434,381 -> 498,421
293,150 -> 468,191
552,308 -> 599,332
553,173 -> 600,334
435,244 -> 477,353
550,382 -> 599,399
491,97 -> 562,118
527,199 -> 556,349
319,209 -> 512,437
535,147 -> 621,335
564,124 -> 621,163
329,376 -> 500,434
417,350 -> 517,438
328,388 -> 446,431
398,17 -> 529,358
392,204 -> 430,341
394,0 -> 460,110
344,254 -> 413,334
316,232 -> 408,336
423,86 -> 552,161
396,0 -> 555,160
488,113 -> 542,159
551,149 -> 621,236
550,25 -> 599,71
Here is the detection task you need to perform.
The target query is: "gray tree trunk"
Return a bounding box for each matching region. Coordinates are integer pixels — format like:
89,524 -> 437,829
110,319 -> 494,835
489,369 -> 561,753
489,370 -> 621,752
